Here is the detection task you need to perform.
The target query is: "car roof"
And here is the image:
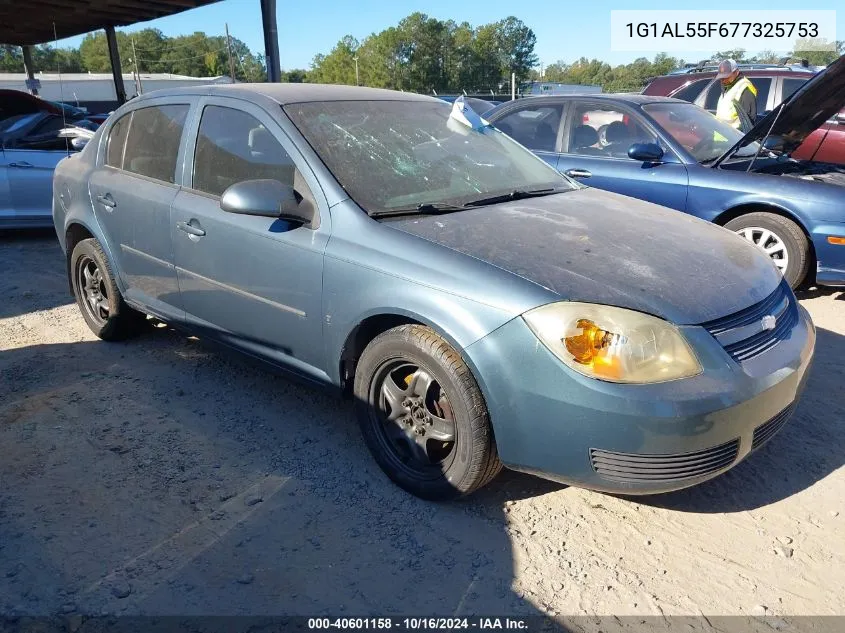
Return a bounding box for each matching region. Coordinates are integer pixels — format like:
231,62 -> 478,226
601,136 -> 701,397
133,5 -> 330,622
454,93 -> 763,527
128,83 -> 440,105
495,93 -> 681,107
649,69 -> 816,86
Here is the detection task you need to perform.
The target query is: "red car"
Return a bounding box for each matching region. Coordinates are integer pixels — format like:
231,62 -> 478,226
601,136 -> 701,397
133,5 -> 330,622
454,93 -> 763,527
642,68 -> 845,163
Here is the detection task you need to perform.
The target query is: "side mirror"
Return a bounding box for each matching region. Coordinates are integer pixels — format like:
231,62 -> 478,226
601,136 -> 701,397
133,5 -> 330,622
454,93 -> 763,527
628,142 -> 664,162
70,137 -> 88,150
220,179 -> 313,226
835,112 -> 845,125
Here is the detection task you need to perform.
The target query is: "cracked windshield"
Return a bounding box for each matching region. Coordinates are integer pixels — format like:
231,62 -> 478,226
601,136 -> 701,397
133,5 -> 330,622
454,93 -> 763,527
285,99 -> 575,214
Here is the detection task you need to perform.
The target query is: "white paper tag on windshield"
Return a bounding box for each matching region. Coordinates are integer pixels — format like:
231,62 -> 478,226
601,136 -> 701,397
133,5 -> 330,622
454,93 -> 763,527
449,96 -> 490,131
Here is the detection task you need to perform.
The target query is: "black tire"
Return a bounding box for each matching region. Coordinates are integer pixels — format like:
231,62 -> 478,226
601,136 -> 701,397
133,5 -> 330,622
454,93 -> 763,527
354,325 -> 502,501
724,212 -> 810,289
70,238 -> 147,341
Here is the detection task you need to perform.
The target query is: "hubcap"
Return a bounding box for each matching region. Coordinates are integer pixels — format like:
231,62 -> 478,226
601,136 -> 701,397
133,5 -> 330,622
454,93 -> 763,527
375,362 -> 456,469
736,226 -> 789,274
77,256 -> 109,323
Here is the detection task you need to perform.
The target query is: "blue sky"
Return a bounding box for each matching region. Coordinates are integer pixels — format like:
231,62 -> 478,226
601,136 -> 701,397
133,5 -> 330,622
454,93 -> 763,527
54,0 -> 843,71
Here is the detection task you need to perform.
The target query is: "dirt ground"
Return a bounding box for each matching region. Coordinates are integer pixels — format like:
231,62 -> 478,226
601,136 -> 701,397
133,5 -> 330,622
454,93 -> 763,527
2,230 -> 844,627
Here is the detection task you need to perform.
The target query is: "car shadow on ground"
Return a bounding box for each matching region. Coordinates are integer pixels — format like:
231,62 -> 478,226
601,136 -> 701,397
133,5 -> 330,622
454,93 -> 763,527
0,230 -> 72,319
632,326 -> 845,514
0,326 -> 564,629
795,286 -> 845,301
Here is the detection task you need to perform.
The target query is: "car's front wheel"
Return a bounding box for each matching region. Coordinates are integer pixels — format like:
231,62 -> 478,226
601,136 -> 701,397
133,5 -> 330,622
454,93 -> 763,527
725,212 -> 810,289
70,238 -> 147,340
354,325 -> 502,500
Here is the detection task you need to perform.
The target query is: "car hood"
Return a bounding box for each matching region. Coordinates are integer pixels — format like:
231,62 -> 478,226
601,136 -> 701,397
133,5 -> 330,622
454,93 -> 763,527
720,54 -> 845,161
384,188 -> 781,325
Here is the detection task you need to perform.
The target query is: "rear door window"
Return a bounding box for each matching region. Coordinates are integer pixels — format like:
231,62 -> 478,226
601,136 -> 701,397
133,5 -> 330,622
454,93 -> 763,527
670,79 -> 709,102
781,78 -> 807,102
105,113 -> 131,168
122,104 -> 189,183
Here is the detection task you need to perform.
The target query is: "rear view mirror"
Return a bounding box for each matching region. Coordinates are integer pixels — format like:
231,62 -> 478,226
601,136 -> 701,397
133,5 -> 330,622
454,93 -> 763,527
70,137 -> 88,150
628,142 -> 664,162
220,179 -> 313,226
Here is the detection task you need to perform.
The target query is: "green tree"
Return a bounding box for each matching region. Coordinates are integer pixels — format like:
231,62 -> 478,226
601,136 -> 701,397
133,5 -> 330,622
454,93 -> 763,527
790,39 -> 844,66
308,36 -> 358,85
496,16 -> 538,79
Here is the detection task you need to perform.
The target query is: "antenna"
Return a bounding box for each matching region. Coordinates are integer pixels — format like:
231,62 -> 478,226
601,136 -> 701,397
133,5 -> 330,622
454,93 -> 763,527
225,23 -> 237,82
53,22 -> 69,157
131,37 -> 143,95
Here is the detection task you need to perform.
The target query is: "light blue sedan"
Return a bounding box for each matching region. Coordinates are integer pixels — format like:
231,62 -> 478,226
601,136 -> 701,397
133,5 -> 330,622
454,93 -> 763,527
53,85 -> 814,500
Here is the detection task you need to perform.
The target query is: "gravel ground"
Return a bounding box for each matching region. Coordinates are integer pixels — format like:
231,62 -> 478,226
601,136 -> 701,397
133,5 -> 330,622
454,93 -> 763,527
1,231 -> 844,629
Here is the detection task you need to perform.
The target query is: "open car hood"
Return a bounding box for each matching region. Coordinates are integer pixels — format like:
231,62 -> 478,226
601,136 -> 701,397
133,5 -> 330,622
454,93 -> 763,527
715,54 -> 845,164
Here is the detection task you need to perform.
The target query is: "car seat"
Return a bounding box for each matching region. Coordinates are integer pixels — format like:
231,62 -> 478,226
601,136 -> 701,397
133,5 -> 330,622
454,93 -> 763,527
570,124 -> 603,156
604,121 -> 633,158
532,121 -> 557,152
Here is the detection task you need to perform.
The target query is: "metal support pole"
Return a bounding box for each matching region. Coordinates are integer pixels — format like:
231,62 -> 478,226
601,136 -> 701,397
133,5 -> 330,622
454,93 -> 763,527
131,37 -> 143,95
260,0 -> 281,82
22,45 -> 38,96
225,23 -> 237,82
105,25 -> 127,105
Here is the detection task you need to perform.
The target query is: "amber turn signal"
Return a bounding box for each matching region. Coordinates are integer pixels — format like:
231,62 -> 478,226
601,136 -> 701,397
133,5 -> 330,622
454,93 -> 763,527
828,236 -> 845,245
563,319 -> 623,365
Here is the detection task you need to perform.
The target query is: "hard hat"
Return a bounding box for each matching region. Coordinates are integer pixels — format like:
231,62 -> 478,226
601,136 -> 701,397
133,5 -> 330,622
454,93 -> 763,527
716,59 -> 739,79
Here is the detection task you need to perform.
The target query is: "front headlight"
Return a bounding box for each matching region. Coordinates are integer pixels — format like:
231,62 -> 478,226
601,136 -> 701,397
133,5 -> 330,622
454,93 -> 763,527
522,302 -> 702,384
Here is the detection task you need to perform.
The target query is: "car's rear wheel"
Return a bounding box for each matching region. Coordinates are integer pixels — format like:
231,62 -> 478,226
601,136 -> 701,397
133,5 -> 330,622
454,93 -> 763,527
70,238 -> 147,340
353,324 -> 502,500
725,212 -> 810,289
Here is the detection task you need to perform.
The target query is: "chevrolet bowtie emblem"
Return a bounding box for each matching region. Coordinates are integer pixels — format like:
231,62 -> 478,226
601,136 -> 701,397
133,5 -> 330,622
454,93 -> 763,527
761,315 -> 777,331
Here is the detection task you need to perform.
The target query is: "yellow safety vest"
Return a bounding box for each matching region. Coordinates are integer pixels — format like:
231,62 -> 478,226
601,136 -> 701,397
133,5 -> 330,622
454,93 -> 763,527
715,76 -> 757,129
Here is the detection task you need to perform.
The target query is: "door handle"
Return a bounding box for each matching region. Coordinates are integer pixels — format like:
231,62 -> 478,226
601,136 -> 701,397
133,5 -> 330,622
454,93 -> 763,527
96,193 -> 116,209
176,221 -> 206,237
9,161 -> 33,168
564,168 -> 592,178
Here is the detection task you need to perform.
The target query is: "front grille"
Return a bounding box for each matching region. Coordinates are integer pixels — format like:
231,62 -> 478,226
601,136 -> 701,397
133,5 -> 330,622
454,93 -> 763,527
752,405 -> 796,451
590,439 -> 740,484
701,281 -> 798,362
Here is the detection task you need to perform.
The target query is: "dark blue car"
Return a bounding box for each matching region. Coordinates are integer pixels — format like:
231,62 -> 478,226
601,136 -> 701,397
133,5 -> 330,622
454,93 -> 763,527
486,55 -> 845,289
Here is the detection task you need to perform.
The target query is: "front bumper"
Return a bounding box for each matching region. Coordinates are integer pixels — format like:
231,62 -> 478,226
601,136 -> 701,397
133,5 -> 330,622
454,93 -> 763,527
464,304 -> 816,494
812,222 -> 845,287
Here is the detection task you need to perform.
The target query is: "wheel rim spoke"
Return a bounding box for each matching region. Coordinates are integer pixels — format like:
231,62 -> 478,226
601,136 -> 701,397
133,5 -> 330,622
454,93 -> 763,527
735,226 -> 789,276
407,369 -> 433,399
381,376 -> 407,422
409,433 -> 432,464
82,265 -> 94,288
426,413 -> 455,443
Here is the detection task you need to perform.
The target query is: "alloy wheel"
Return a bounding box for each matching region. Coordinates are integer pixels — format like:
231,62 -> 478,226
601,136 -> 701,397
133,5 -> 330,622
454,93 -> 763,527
371,360 -> 457,475
77,255 -> 110,325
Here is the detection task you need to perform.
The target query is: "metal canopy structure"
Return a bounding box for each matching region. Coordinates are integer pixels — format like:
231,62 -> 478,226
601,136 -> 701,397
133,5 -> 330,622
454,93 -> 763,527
0,0 -> 220,45
0,0 -> 282,103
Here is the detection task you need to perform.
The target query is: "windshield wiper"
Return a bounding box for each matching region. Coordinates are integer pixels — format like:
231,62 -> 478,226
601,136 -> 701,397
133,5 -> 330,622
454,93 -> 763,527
463,187 -> 562,207
369,202 -> 466,219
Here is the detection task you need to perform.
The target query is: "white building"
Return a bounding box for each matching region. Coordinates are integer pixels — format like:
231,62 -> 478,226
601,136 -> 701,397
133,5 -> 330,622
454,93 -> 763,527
0,72 -> 233,107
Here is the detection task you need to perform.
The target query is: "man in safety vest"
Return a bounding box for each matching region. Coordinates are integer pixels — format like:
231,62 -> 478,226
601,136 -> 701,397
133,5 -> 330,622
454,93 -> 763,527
714,59 -> 757,131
